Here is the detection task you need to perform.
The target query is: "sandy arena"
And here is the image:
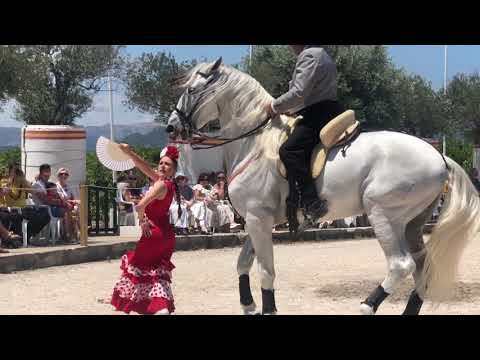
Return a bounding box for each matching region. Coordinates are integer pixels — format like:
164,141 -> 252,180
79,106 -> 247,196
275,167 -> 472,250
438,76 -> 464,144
2,236 -> 480,315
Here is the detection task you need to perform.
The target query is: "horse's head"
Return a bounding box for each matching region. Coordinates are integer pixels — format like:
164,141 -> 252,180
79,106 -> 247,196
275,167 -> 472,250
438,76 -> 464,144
166,57 -> 224,142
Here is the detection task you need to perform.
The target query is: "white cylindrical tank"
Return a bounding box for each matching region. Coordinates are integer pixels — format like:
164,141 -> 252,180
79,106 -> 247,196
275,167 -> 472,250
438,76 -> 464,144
21,125 -> 86,198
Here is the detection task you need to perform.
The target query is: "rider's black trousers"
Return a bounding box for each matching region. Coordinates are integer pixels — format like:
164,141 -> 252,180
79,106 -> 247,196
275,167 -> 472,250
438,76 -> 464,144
279,100 -> 344,207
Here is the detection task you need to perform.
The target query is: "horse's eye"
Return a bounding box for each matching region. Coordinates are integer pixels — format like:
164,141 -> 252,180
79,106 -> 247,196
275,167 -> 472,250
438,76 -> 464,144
188,87 -> 195,93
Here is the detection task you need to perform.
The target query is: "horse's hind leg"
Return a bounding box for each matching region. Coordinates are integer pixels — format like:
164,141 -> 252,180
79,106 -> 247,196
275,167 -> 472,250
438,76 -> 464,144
237,236 -> 258,314
360,206 -> 416,315
402,196 -> 440,315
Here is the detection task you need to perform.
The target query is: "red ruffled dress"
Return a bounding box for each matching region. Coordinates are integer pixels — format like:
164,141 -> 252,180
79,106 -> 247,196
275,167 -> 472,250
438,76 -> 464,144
111,180 -> 176,315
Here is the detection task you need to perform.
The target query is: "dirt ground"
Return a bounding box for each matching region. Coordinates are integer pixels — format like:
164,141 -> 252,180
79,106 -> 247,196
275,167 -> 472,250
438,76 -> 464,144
2,236 -> 480,315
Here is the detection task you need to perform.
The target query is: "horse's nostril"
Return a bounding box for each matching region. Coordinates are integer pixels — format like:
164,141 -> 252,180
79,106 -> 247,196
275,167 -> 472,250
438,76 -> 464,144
166,125 -> 175,134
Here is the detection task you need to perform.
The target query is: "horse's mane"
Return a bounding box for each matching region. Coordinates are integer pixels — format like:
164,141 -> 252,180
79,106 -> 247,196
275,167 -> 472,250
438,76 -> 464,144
176,62 -> 297,161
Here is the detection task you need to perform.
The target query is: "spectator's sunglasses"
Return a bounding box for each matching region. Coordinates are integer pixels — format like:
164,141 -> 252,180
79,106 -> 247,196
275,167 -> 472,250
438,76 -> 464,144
59,173 -> 69,178
200,178 -> 209,182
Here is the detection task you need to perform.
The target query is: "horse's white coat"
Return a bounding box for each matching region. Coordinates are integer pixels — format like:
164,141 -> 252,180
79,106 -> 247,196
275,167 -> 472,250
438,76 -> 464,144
168,60 -> 480,314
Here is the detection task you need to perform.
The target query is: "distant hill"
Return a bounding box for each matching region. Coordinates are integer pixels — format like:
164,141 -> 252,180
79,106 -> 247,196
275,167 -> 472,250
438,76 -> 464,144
0,123 -> 165,151
122,126 -> 169,149
84,123 -> 164,150
0,127 -> 21,147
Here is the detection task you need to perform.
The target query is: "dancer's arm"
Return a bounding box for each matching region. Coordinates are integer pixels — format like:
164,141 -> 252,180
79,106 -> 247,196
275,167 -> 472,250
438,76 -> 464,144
135,179 -> 167,221
119,144 -> 159,182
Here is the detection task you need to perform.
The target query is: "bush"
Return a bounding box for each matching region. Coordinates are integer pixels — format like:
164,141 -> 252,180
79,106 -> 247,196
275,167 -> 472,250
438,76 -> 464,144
86,145 -> 161,188
0,148 -> 21,177
446,138 -> 473,173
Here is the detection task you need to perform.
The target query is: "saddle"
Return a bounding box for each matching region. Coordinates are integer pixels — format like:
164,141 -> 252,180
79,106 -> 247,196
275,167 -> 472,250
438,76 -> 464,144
277,110 -> 360,179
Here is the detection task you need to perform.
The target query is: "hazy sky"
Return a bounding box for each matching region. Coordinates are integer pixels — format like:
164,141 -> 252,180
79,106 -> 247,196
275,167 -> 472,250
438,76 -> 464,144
1,45 -> 479,128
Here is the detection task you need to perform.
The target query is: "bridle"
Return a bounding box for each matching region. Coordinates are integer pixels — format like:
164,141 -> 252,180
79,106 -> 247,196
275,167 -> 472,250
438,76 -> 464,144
169,70 -> 272,150
171,106 -> 272,150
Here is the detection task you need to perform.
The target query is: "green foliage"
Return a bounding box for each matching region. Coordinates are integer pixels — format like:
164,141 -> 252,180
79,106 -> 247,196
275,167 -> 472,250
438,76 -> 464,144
241,45 -> 450,137
0,148 -> 21,177
446,72 -> 480,143
391,73 -> 446,136
243,45 -> 297,98
4,45 -> 124,125
122,52 -> 196,123
86,146 -> 160,187
0,46 -> 22,108
446,138 -> 474,173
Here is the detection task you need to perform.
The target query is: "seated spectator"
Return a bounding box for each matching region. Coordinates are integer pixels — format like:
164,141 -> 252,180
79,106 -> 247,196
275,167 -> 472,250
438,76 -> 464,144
116,175 -> 136,226
169,173 -> 193,235
190,173 -> 215,234
31,164 -> 53,206
211,171 -> 242,233
177,173 -> 194,202
0,221 -> 22,252
0,163 -> 32,208
127,172 -> 142,199
141,177 -> 154,197
46,182 -> 71,218
0,163 -> 50,244
56,168 -> 80,242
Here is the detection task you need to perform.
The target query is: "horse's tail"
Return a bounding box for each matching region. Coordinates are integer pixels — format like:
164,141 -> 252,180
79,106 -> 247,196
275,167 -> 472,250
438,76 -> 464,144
419,156 -> 480,302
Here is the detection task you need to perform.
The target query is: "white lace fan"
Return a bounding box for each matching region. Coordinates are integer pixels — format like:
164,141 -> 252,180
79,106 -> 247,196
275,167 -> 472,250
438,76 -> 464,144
96,136 -> 135,171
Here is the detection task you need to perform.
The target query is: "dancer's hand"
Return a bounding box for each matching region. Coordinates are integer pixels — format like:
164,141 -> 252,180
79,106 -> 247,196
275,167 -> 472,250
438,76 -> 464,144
135,204 -> 145,217
119,143 -> 132,155
140,219 -> 152,238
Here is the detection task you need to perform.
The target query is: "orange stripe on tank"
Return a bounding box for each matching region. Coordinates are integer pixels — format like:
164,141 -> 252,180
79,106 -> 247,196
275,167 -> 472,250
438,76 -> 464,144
25,131 -> 86,140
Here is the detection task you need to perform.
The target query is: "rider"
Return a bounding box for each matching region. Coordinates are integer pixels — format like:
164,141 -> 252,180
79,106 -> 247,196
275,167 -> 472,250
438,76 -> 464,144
265,45 -> 344,230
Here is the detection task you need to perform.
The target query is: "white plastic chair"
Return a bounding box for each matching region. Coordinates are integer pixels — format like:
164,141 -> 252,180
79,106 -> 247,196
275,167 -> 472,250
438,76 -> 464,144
45,206 -> 63,244
116,182 -> 138,226
26,197 -> 62,245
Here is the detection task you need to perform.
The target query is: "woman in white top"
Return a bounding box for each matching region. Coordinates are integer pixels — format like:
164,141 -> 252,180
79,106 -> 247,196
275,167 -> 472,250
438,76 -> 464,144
169,173 -> 191,235
55,168 -> 79,242
190,173 -> 215,234
210,171 -> 239,232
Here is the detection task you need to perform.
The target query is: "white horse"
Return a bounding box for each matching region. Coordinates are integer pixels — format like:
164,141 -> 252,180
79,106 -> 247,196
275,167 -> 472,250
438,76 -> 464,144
167,58 -> 480,315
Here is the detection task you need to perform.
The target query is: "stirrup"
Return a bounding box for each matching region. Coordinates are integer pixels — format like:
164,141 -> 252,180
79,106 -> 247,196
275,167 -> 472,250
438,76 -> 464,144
303,198 -> 328,224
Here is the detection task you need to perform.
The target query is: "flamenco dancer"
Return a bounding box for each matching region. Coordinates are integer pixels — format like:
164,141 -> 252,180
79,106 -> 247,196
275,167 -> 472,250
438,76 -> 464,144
111,145 -> 182,315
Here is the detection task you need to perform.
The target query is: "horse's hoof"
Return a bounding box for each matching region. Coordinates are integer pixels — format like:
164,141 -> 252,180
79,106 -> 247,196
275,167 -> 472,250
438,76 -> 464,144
242,302 -> 257,315
359,303 -> 375,315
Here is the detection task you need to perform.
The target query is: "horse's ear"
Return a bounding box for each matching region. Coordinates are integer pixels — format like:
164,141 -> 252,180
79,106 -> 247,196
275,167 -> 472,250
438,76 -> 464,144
209,57 -> 223,73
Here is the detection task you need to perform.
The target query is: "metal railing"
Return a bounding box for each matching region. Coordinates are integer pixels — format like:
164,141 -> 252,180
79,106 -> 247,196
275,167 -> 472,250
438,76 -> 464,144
87,185 -> 119,236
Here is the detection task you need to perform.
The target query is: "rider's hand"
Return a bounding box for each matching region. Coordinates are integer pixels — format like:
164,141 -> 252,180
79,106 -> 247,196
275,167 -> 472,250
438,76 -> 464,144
264,101 -> 277,117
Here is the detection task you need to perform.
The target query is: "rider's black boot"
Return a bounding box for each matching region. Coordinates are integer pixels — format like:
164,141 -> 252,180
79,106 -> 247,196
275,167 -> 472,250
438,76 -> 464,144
285,179 -> 300,237
301,180 -> 328,226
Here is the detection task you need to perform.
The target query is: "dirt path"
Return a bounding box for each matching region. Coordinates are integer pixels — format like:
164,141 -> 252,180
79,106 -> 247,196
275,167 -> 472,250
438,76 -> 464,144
2,236 -> 480,315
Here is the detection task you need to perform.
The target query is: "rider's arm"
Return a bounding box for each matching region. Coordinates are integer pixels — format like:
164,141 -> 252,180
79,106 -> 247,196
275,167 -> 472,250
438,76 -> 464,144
272,52 -> 320,114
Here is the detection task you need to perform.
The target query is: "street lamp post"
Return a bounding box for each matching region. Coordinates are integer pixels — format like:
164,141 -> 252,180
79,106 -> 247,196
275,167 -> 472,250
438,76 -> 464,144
108,74 -> 117,184
443,45 -> 448,156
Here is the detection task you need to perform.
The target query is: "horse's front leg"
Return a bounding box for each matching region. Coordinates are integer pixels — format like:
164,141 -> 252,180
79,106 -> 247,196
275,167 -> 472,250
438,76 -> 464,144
237,236 -> 258,314
245,211 -> 277,315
